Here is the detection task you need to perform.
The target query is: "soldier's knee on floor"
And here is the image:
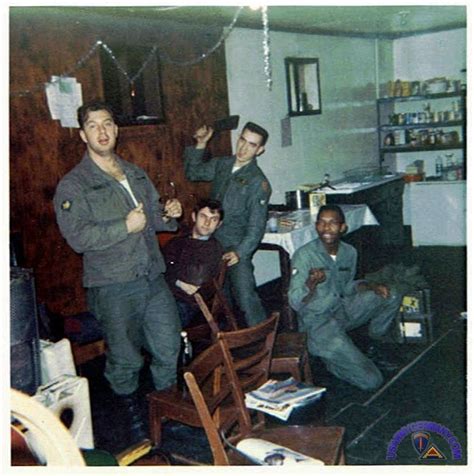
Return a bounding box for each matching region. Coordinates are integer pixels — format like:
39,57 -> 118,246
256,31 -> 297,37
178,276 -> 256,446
358,369 -> 383,391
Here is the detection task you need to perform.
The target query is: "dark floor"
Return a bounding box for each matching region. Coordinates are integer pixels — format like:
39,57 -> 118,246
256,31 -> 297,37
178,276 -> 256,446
80,243 -> 467,465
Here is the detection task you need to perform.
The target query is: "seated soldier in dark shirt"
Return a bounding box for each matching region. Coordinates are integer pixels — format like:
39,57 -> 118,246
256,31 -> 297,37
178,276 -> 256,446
164,198 -> 224,327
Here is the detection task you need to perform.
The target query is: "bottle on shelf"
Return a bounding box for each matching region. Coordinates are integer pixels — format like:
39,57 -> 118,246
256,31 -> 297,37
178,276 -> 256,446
435,156 -> 443,177
394,130 -> 405,146
423,102 -> 431,117
443,153 -> 458,181
176,330 -> 193,395
455,159 -> 464,181
377,87 -> 465,181
384,133 -> 394,146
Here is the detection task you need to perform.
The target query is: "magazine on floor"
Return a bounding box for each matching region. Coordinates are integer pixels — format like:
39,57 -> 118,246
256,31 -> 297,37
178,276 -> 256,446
235,438 -> 325,465
245,377 -> 326,421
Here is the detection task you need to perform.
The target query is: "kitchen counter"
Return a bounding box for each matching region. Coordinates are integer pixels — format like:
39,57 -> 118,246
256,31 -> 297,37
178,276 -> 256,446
323,173 -> 404,194
325,174 -> 406,246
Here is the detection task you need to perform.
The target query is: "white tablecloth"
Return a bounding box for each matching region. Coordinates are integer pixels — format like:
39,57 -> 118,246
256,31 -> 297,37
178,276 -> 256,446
262,204 -> 378,257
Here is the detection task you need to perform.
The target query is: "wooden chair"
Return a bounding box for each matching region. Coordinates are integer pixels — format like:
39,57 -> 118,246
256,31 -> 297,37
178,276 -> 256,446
183,331 -> 345,465
194,277 -> 313,384
181,260 -> 238,348
195,259 -> 239,333
147,313 -> 280,448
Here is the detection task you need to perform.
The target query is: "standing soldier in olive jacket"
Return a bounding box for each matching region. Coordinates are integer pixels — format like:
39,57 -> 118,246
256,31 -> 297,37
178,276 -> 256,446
54,101 -> 182,447
184,122 -> 271,326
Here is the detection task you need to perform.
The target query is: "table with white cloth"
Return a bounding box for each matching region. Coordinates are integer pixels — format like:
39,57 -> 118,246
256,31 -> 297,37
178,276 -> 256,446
258,204 -> 379,330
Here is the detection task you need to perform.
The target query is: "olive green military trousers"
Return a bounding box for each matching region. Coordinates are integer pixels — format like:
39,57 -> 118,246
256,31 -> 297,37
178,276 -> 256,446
87,274 -> 181,395
225,258 -> 267,327
301,289 -> 401,391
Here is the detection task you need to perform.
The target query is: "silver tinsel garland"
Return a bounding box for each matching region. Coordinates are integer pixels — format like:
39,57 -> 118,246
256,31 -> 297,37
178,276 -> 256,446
261,6 -> 273,91
11,6 -> 273,96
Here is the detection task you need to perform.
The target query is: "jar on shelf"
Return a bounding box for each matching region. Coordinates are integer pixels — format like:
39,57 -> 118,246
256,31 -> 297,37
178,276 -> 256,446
384,133 -> 394,146
394,130 -> 406,146
419,129 -> 429,145
435,130 -> 444,145
397,113 -> 406,125
393,79 -> 402,97
406,130 -> 418,146
411,81 -> 421,95
435,156 -> 443,177
401,81 -> 411,96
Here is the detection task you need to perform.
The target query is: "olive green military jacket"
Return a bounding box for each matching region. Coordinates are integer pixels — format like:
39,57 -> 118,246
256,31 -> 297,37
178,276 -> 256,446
184,147 -> 271,260
289,239 -> 359,328
54,153 -> 177,287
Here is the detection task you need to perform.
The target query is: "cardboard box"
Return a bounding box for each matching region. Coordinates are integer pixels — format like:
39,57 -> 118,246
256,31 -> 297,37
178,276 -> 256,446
399,289 -> 431,315
397,312 -> 433,344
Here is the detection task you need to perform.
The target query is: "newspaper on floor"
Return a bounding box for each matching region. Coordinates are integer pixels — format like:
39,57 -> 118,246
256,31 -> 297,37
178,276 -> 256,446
245,377 -> 326,421
236,437 -> 325,465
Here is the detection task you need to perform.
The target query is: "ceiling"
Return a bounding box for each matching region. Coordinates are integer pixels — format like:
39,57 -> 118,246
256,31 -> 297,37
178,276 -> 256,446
45,5 -> 467,39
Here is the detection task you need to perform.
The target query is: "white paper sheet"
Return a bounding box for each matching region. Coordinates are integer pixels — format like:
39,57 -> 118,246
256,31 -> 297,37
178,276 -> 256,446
45,76 -> 83,128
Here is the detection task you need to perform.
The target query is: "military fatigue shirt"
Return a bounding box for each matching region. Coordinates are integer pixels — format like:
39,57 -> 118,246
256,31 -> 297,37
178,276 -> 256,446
289,239 -> 360,328
54,153 -> 177,288
184,147 -> 271,260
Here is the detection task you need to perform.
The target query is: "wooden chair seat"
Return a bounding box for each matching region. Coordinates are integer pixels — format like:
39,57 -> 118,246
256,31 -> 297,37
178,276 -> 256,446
147,385 -> 240,446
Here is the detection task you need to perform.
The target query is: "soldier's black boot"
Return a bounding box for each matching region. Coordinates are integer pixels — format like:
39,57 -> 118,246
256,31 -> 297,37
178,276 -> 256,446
115,391 -> 149,447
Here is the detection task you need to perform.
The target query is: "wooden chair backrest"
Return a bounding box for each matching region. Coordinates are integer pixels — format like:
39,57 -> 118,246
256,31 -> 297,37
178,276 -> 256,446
184,341 -> 234,418
193,260 -> 239,335
184,365 -> 229,464
184,312 -> 280,465
183,341 -> 242,465
217,311 -> 279,396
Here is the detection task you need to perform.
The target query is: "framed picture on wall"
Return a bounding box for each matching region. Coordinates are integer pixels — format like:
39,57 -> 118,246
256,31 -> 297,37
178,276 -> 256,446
285,57 -> 322,117
100,44 -> 165,126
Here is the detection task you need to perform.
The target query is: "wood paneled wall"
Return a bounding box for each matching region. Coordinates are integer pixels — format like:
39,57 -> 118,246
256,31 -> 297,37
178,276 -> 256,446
10,9 -> 232,315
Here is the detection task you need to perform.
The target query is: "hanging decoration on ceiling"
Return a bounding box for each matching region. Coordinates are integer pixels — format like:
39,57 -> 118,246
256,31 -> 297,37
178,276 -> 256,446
160,6 -> 244,66
261,6 -> 273,91
10,5 -> 273,97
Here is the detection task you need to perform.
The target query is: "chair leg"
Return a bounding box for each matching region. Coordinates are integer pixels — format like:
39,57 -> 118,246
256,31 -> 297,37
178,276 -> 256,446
302,352 -> 314,385
288,365 -> 301,381
148,399 -> 163,447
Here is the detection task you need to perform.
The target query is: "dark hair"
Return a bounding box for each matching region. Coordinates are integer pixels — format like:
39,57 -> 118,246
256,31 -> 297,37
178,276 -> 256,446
242,121 -> 269,146
316,204 -> 346,223
77,101 -> 115,129
193,198 -> 224,221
